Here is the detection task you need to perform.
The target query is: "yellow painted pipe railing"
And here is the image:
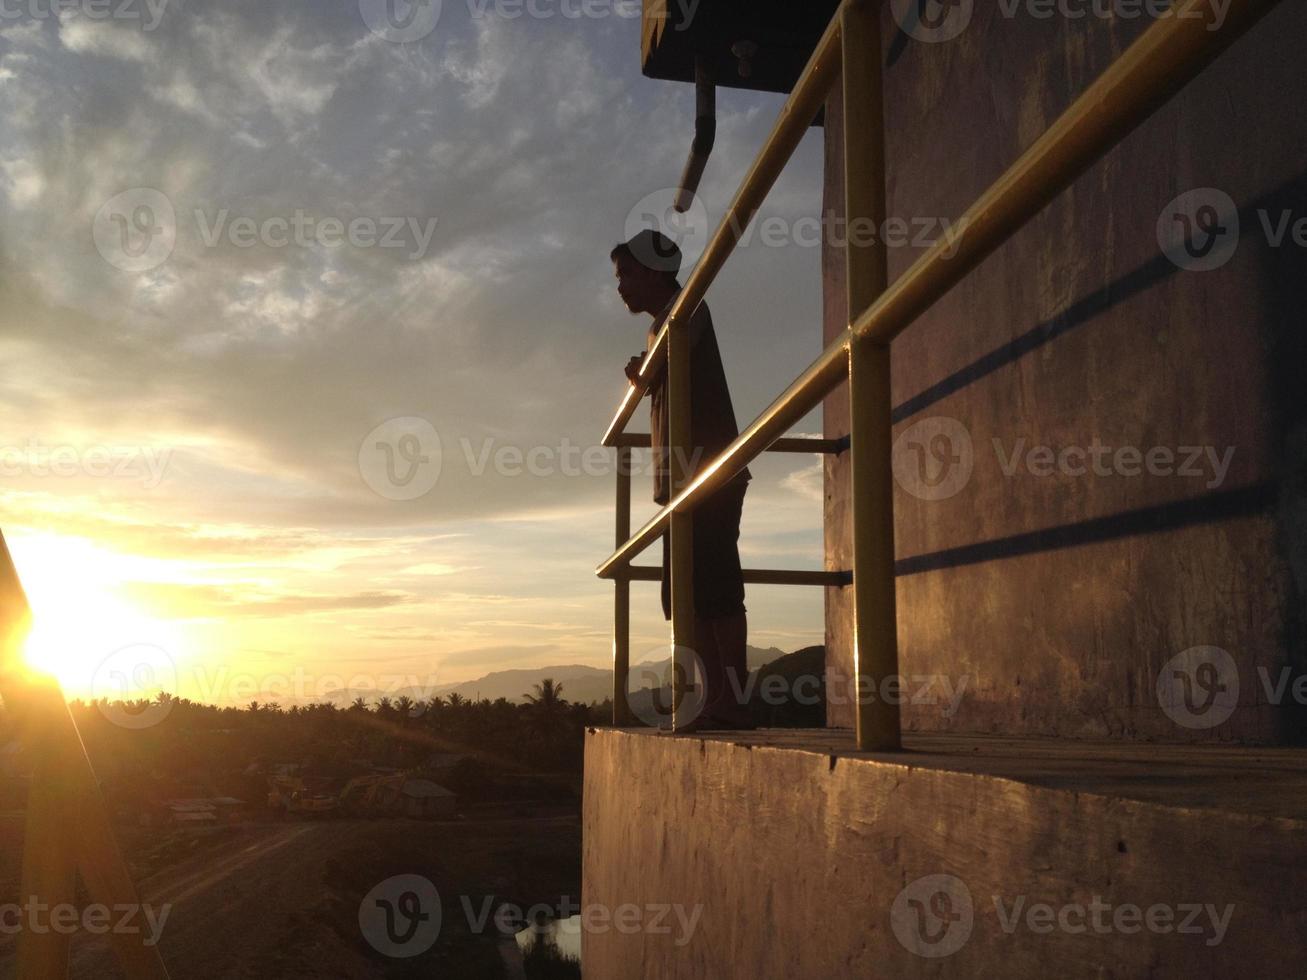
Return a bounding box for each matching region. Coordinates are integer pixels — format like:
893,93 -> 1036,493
602,0 -> 1282,747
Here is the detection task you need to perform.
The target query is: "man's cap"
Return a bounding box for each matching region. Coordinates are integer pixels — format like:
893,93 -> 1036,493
614,228 -> 682,277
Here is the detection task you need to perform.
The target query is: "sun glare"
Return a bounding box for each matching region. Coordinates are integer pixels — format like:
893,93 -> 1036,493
8,532 -> 188,700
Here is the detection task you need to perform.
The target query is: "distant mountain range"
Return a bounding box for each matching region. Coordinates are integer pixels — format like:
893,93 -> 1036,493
427,645 -> 791,706
257,646 -> 796,708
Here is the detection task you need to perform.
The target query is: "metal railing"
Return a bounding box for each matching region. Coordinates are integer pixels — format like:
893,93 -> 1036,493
600,0 -> 1281,748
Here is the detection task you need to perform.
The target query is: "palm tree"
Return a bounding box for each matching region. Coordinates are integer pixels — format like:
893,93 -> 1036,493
525,679 -> 567,712
523,679 -> 572,753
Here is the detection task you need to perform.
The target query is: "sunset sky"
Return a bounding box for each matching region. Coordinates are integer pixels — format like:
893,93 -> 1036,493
0,0 -> 829,704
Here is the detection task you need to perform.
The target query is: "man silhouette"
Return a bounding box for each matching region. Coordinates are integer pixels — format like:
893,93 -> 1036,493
611,229 -> 753,730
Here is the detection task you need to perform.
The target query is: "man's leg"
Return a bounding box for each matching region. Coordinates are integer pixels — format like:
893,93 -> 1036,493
696,611 -> 751,727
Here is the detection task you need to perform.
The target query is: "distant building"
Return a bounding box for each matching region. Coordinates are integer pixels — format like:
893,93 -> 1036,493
400,779 -> 456,819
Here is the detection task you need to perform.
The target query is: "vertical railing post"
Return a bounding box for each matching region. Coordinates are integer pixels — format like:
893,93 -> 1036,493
16,681 -> 76,979
613,445 -> 633,726
667,317 -> 696,731
843,0 -> 902,751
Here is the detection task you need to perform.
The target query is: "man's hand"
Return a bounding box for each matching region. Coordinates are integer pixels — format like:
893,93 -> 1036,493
624,354 -> 645,385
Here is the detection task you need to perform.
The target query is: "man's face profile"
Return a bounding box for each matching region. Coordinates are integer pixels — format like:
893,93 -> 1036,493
613,252 -> 661,315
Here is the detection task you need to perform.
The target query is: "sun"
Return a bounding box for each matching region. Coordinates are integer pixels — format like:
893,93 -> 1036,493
7,532 -> 188,701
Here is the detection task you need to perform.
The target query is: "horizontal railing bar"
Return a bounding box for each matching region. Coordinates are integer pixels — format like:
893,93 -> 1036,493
851,0 -> 1280,350
602,6 -> 846,448
597,0 -> 1280,582
616,566 -> 851,587
597,340 -> 849,577
604,324 -> 667,448
611,433 -> 848,455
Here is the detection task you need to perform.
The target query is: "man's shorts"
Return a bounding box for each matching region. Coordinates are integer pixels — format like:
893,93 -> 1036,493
661,482 -> 747,622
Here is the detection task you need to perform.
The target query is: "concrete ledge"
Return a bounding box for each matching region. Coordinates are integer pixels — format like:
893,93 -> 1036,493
582,728 -> 1307,978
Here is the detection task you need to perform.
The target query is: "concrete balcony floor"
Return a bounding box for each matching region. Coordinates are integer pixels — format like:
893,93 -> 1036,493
638,728 -> 1307,821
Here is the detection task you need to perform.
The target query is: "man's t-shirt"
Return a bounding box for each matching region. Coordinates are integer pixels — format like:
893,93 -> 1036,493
646,300 -> 751,505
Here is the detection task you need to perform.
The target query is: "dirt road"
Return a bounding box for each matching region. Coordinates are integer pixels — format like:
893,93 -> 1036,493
2,808 -> 581,979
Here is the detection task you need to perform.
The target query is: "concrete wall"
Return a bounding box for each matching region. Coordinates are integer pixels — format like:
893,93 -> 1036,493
582,729 -> 1307,978
822,3 -> 1307,742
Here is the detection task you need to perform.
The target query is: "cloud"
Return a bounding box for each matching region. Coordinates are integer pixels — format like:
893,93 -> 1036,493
0,0 -> 827,682
58,15 -> 154,62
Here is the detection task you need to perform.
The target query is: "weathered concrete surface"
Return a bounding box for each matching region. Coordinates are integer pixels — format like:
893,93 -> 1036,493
582,728 -> 1307,978
822,4 -> 1307,741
